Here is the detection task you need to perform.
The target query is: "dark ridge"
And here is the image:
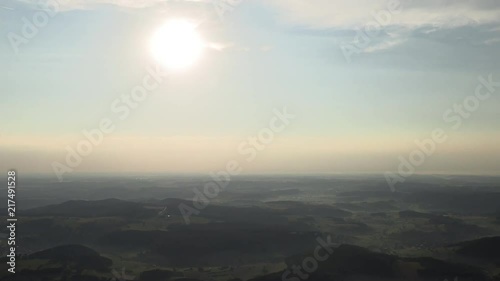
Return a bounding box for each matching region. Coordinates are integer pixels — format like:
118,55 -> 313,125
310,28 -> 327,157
453,236 -> 500,260
23,199 -> 156,218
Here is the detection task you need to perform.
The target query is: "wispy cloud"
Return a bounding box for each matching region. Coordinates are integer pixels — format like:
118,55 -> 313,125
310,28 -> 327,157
207,42 -> 235,51
266,0 -> 500,30
483,37 -> 500,45
364,38 -> 406,53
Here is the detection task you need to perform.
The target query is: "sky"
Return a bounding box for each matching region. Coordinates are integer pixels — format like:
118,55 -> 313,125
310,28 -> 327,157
0,0 -> 499,177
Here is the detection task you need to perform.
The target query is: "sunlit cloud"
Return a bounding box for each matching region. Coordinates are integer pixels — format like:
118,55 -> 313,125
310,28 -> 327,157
207,42 -> 235,51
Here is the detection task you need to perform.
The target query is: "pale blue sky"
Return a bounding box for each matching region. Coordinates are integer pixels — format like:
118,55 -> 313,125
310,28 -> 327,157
1,0 -> 499,175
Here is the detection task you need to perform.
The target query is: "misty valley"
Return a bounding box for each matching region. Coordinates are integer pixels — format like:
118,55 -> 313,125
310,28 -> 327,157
0,175 -> 499,281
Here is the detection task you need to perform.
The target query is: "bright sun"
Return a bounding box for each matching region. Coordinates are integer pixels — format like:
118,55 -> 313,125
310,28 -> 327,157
151,19 -> 204,71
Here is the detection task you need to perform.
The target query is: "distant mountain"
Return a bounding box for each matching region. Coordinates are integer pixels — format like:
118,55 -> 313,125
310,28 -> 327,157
29,244 -> 112,272
139,269 -> 182,281
99,223 -> 322,266
0,245 -> 112,281
265,201 -> 351,218
23,198 -> 156,218
401,191 -> 500,215
158,199 -> 347,225
250,244 -> 488,281
399,210 -> 442,219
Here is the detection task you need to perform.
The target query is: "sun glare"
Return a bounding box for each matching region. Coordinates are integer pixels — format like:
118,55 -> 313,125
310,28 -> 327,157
151,19 -> 204,71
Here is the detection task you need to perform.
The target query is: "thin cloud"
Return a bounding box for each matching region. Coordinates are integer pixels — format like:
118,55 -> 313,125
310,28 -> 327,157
483,37 -> 500,45
266,0 -> 500,30
207,42 -> 235,51
364,38 -> 406,53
